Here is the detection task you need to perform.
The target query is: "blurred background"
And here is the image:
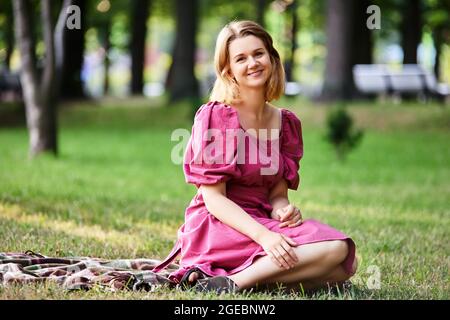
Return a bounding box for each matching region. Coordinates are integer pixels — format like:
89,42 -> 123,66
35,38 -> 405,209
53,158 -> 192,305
2,0 -> 449,158
0,0 -> 448,103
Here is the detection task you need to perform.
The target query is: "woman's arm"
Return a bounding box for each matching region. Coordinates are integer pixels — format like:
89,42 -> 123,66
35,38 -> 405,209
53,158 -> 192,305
200,182 -> 268,242
269,179 -> 303,228
268,179 -> 290,219
201,183 -> 299,269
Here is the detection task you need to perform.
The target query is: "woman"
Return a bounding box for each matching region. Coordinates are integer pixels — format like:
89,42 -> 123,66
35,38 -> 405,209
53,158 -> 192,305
153,20 -> 357,293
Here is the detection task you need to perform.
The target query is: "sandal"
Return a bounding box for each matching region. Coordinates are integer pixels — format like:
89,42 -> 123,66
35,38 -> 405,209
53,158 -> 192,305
193,276 -> 239,294
178,267 -> 208,290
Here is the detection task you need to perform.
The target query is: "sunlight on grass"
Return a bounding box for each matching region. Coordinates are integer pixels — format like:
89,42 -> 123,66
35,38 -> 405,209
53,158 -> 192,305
0,203 -> 178,259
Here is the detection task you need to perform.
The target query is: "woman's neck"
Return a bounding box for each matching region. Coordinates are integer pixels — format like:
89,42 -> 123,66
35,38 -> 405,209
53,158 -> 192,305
234,89 -> 267,121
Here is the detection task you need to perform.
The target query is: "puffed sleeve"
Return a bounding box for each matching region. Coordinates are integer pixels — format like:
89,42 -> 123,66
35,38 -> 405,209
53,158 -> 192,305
281,110 -> 304,190
183,101 -> 242,188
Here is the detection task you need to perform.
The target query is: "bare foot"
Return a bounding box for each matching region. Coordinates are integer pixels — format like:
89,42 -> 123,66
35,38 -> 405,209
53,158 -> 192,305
188,272 -> 199,283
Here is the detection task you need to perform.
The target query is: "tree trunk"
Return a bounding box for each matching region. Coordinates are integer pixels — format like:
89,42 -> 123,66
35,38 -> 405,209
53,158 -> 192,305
61,0 -> 86,100
166,0 -> 199,102
130,0 -> 151,95
255,0 -> 267,28
401,0 -> 422,64
40,0 -> 58,154
351,0 -> 374,98
352,0 -> 373,65
4,10 -> 14,71
321,0 -> 354,101
13,0 -> 71,157
432,26 -> 443,81
101,20 -> 111,96
284,1 -> 298,82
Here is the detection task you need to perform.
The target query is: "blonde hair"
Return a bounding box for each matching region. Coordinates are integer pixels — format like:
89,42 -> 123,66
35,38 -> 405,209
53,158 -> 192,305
209,20 -> 285,105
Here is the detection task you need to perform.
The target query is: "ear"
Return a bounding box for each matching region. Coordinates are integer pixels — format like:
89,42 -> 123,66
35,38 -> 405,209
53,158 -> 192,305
221,68 -> 233,79
227,72 -> 237,84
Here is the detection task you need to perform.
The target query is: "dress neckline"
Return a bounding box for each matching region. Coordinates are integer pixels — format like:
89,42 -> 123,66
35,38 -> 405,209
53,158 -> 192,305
230,105 -> 284,142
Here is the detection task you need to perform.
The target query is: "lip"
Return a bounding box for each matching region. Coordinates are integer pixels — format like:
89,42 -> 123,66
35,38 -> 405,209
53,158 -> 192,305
247,69 -> 263,76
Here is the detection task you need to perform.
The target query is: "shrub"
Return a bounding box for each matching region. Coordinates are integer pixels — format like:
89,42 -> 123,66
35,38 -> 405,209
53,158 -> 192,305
325,104 -> 363,160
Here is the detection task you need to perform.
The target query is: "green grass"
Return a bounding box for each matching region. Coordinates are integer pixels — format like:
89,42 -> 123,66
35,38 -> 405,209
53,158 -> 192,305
0,97 -> 449,299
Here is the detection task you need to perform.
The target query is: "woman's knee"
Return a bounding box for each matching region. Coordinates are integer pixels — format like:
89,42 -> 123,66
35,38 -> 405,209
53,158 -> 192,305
325,240 -> 349,265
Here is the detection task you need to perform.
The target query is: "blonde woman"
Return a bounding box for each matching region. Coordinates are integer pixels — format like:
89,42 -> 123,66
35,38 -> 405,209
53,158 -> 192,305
153,20 -> 357,293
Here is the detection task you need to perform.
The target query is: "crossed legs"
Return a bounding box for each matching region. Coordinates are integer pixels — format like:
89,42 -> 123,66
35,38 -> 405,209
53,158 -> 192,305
227,240 -> 356,291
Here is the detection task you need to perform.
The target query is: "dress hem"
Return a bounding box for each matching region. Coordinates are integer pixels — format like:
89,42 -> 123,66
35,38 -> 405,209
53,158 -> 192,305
171,236 -> 356,282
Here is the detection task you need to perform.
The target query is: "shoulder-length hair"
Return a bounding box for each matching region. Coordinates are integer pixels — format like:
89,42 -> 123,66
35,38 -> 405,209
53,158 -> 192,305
209,20 -> 285,105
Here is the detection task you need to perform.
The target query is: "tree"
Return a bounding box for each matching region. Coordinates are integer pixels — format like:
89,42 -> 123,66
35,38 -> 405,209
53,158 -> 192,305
93,3 -> 113,96
401,0 -> 422,64
352,0 -> 373,66
351,0 -> 375,98
86,0 -> 130,96
61,0 -> 87,100
166,0 -> 199,102
13,0 -> 72,156
130,0 -> 151,95
320,0 -> 355,101
0,1 -> 14,71
255,0 -> 270,28
424,0 -> 450,81
284,0 -> 299,82
321,0 -> 378,101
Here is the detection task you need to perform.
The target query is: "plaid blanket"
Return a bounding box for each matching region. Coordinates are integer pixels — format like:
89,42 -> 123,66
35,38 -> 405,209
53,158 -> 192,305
0,251 -> 180,292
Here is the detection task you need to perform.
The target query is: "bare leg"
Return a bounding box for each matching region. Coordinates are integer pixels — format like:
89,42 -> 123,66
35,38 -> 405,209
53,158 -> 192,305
271,253 -> 358,289
268,263 -> 353,292
228,240 -> 350,290
260,253 -> 358,292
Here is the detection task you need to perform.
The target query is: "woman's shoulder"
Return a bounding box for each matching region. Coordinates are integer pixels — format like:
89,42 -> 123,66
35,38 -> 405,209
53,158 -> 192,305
281,107 -> 300,121
267,104 -> 302,146
267,103 -> 301,128
193,100 -> 240,130
195,100 -> 237,118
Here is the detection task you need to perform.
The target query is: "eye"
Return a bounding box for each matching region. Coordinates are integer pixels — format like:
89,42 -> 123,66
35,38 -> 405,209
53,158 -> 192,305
236,57 -> 244,62
255,51 -> 264,57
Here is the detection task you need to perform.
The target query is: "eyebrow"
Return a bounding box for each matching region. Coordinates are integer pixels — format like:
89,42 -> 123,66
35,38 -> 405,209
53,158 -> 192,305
233,48 -> 265,60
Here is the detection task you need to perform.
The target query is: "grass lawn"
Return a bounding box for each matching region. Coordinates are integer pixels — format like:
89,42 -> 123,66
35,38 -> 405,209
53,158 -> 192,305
0,97 -> 449,299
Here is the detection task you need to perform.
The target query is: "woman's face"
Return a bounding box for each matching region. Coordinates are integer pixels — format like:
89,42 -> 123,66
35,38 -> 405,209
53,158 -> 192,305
228,35 -> 272,91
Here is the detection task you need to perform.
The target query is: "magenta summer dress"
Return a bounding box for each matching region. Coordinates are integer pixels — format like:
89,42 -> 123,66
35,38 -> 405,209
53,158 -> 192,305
153,101 -> 356,282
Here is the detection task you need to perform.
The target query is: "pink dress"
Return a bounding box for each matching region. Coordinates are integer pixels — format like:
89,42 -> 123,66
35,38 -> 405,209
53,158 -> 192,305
153,101 -> 356,282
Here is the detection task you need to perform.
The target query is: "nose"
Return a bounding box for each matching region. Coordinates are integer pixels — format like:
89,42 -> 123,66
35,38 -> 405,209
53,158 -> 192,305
248,56 -> 258,68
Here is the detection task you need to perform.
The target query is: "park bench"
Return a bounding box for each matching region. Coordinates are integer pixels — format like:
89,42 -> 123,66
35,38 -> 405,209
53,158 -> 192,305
353,64 -> 449,102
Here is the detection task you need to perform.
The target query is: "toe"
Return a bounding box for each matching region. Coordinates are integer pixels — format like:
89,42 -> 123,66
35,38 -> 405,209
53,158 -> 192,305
188,272 -> 199,283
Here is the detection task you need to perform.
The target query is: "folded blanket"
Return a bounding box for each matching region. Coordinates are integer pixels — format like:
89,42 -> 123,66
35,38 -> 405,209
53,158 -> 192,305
0,251 -> 179,292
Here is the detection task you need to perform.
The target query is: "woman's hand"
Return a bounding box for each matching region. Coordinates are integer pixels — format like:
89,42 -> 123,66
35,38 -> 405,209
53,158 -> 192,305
271,204 -> 303,228
257,230 -> 299,269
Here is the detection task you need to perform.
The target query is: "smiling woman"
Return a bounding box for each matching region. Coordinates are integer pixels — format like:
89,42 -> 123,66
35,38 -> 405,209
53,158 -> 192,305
210,21 -> 285,106
229,37 -> 272,88
152,20 -> 357,295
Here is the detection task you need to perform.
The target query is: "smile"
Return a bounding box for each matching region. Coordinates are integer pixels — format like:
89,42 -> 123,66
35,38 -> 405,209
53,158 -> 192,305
248,70 -> 263,77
